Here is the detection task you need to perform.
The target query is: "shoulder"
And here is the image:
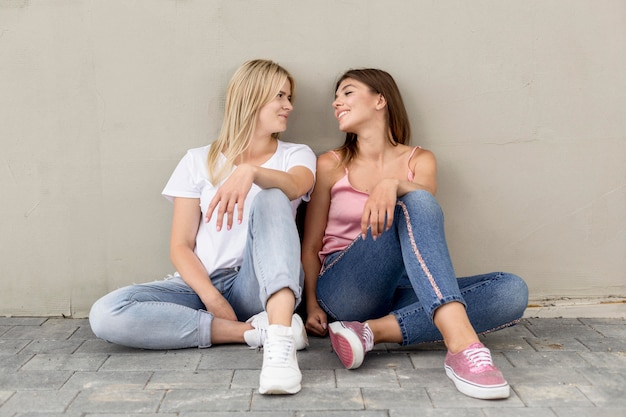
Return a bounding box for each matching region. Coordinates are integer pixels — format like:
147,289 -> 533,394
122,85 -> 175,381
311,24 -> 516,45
409,146 -> 436,166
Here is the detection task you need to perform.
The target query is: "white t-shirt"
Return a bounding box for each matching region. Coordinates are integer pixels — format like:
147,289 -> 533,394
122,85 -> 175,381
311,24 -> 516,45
162,140 -> 316,276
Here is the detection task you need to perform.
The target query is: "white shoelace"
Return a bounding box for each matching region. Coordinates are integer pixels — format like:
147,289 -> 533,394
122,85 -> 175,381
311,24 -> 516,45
464,346 -> 495,369
265,335 -> 294,365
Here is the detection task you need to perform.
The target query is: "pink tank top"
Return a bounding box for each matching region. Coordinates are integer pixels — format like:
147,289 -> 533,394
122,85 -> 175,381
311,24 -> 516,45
319,147 -> 420,262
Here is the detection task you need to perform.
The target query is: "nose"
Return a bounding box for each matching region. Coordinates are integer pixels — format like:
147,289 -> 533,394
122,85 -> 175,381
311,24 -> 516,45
283,99 -> 293,111
333,97 -> 341,108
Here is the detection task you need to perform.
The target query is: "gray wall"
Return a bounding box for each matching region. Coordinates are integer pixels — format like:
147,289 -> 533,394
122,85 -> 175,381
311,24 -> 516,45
1,0 -> 624,317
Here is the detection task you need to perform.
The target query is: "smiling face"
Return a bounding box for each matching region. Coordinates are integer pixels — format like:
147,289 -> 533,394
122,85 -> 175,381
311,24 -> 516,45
333,78 -> 382,134
256,79 -> 293,137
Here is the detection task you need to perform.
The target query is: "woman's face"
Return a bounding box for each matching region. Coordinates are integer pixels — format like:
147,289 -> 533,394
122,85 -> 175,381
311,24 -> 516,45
333,78 -> 380,133
256,80 -> 293,136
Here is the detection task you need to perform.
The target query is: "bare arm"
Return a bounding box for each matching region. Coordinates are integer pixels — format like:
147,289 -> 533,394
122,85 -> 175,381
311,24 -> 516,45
170,197 -> 237,321
206,163 -> 315,231
301,153 -> 341,336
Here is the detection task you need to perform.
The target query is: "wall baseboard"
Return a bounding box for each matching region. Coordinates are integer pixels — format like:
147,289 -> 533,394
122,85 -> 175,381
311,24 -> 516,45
524,297 -> 626,319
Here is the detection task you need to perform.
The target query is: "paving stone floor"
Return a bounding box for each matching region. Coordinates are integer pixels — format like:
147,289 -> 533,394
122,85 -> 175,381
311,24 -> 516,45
1,316 -> 625,416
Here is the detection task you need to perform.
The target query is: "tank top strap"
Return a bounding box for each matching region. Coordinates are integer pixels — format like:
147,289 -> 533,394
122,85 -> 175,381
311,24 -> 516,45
407,146 -> 422,182
330,150 -> 349,175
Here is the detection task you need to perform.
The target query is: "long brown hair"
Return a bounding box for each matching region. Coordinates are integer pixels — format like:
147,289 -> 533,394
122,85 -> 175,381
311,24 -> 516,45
207,59 -> 295,184
335,68 -> 411,166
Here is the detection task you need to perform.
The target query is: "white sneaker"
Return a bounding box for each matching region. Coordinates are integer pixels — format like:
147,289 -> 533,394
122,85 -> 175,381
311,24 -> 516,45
244,311 -> 309,350
258,325 -> 301,394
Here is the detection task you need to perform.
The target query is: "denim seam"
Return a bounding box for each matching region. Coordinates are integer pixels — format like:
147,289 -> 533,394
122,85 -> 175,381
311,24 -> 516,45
397,200 -> 443,300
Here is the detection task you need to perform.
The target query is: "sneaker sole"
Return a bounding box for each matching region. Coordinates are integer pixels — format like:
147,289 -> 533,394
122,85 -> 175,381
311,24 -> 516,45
328,322 -> 364,370
259,380 -> 301,395
444,365 -> 510,399
292,314 -> 309,351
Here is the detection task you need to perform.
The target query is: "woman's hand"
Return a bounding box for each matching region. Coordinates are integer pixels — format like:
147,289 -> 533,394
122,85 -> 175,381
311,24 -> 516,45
201,289 -> 238,321
361,178 -> 400,240
206,164 -> 255,231
306,304 -> 328,337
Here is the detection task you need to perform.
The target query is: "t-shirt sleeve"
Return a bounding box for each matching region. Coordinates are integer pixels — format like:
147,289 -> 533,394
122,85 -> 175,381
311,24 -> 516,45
284,143 -> 317,201
161,150 -> 204,202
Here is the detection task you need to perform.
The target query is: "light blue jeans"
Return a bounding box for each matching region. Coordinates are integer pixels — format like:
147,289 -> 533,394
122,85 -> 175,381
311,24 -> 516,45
316,190 -> 528,346
89,189 -> 304,349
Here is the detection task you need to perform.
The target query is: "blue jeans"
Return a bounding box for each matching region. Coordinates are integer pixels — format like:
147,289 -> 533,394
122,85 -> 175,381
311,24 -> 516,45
316,190 -> 528,346
89,189 -> 304,349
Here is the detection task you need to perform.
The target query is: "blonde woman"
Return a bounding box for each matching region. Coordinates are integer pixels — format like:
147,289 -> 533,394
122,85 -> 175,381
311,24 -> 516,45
90,59 -> 316,395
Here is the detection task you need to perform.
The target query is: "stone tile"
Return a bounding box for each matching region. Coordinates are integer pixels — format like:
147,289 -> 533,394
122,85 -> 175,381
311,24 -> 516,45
408,350 -> 446,368
67,389 -> 165,414
0,340 -> 31,354
553,407 -> 626,417
0,351 -> 33,370
160,389 -> 252,412
74,339 -> 144,354
504,366 -> 591,386
61,371 -> 152,391
21,339 -> 84,354
357,352 -> 414,369
0,318 -> 47,326
576,351 -> 626,367
577,367 -> 626,387
299,412 -> 388,417
524,337 -> 589,351
578,318 -> 626,326
21,353 -> 108,371
298,348 -> 343,370
0,390 -> 13,405
585,324 -> 626,338
182,413 -> 293,417
68,325 -> 98,340
523,318 -> 602,339
396,367 -> 452,388
146,370 -> 233,390
198,347 -> 262,370
391,410 -> 485,417
362,387 -> 431,409
252,387 -> 363,411
336,368 -> 399,388
100,351 -> 201,371
483,408 -> 557,416
2,325 -> 78,341
1,390 -> 78,414
577,384 -> 626,407
0,370 -> 72,390
0,326 -> 11,337
427,386 -> 524,408
577,337 -> 626,352
514,384 -> 593,407
503,351 -> 588,368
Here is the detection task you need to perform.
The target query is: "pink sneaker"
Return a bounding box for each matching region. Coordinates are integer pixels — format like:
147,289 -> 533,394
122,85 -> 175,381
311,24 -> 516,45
444,342 -> 510,399
328,321 -> 374,369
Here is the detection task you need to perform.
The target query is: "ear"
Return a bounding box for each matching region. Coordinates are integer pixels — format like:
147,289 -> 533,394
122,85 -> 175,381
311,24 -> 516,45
375,94 -> 387,110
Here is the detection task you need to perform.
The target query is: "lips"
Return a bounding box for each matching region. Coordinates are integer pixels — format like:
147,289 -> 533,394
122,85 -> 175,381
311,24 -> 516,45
336,110 -> 349,120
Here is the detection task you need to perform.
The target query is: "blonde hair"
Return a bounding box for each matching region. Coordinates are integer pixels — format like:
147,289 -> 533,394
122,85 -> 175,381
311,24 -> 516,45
207,59 -> 295,184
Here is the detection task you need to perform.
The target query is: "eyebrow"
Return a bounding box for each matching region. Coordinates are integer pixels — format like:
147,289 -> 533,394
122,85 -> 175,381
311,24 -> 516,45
335,83 -> 355,99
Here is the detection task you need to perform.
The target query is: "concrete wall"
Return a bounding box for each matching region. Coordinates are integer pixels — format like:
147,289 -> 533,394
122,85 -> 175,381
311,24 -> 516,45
1,0 -> 624,317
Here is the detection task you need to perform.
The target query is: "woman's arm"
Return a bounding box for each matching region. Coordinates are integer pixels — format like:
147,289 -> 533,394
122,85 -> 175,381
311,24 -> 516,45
170,197 -> 238,321
362,148 -> 438,240
301,153 -> 340,336
206,164 -> 315,231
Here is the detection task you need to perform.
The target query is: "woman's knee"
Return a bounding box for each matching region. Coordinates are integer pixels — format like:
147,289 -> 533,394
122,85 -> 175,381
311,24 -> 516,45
398,190 -> 442,219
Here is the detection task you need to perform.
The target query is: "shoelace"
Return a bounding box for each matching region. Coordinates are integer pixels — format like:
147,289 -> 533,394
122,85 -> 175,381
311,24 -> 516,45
265,335 -> 294,365
463,347 -> 495,369
362,324 -> 375,351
